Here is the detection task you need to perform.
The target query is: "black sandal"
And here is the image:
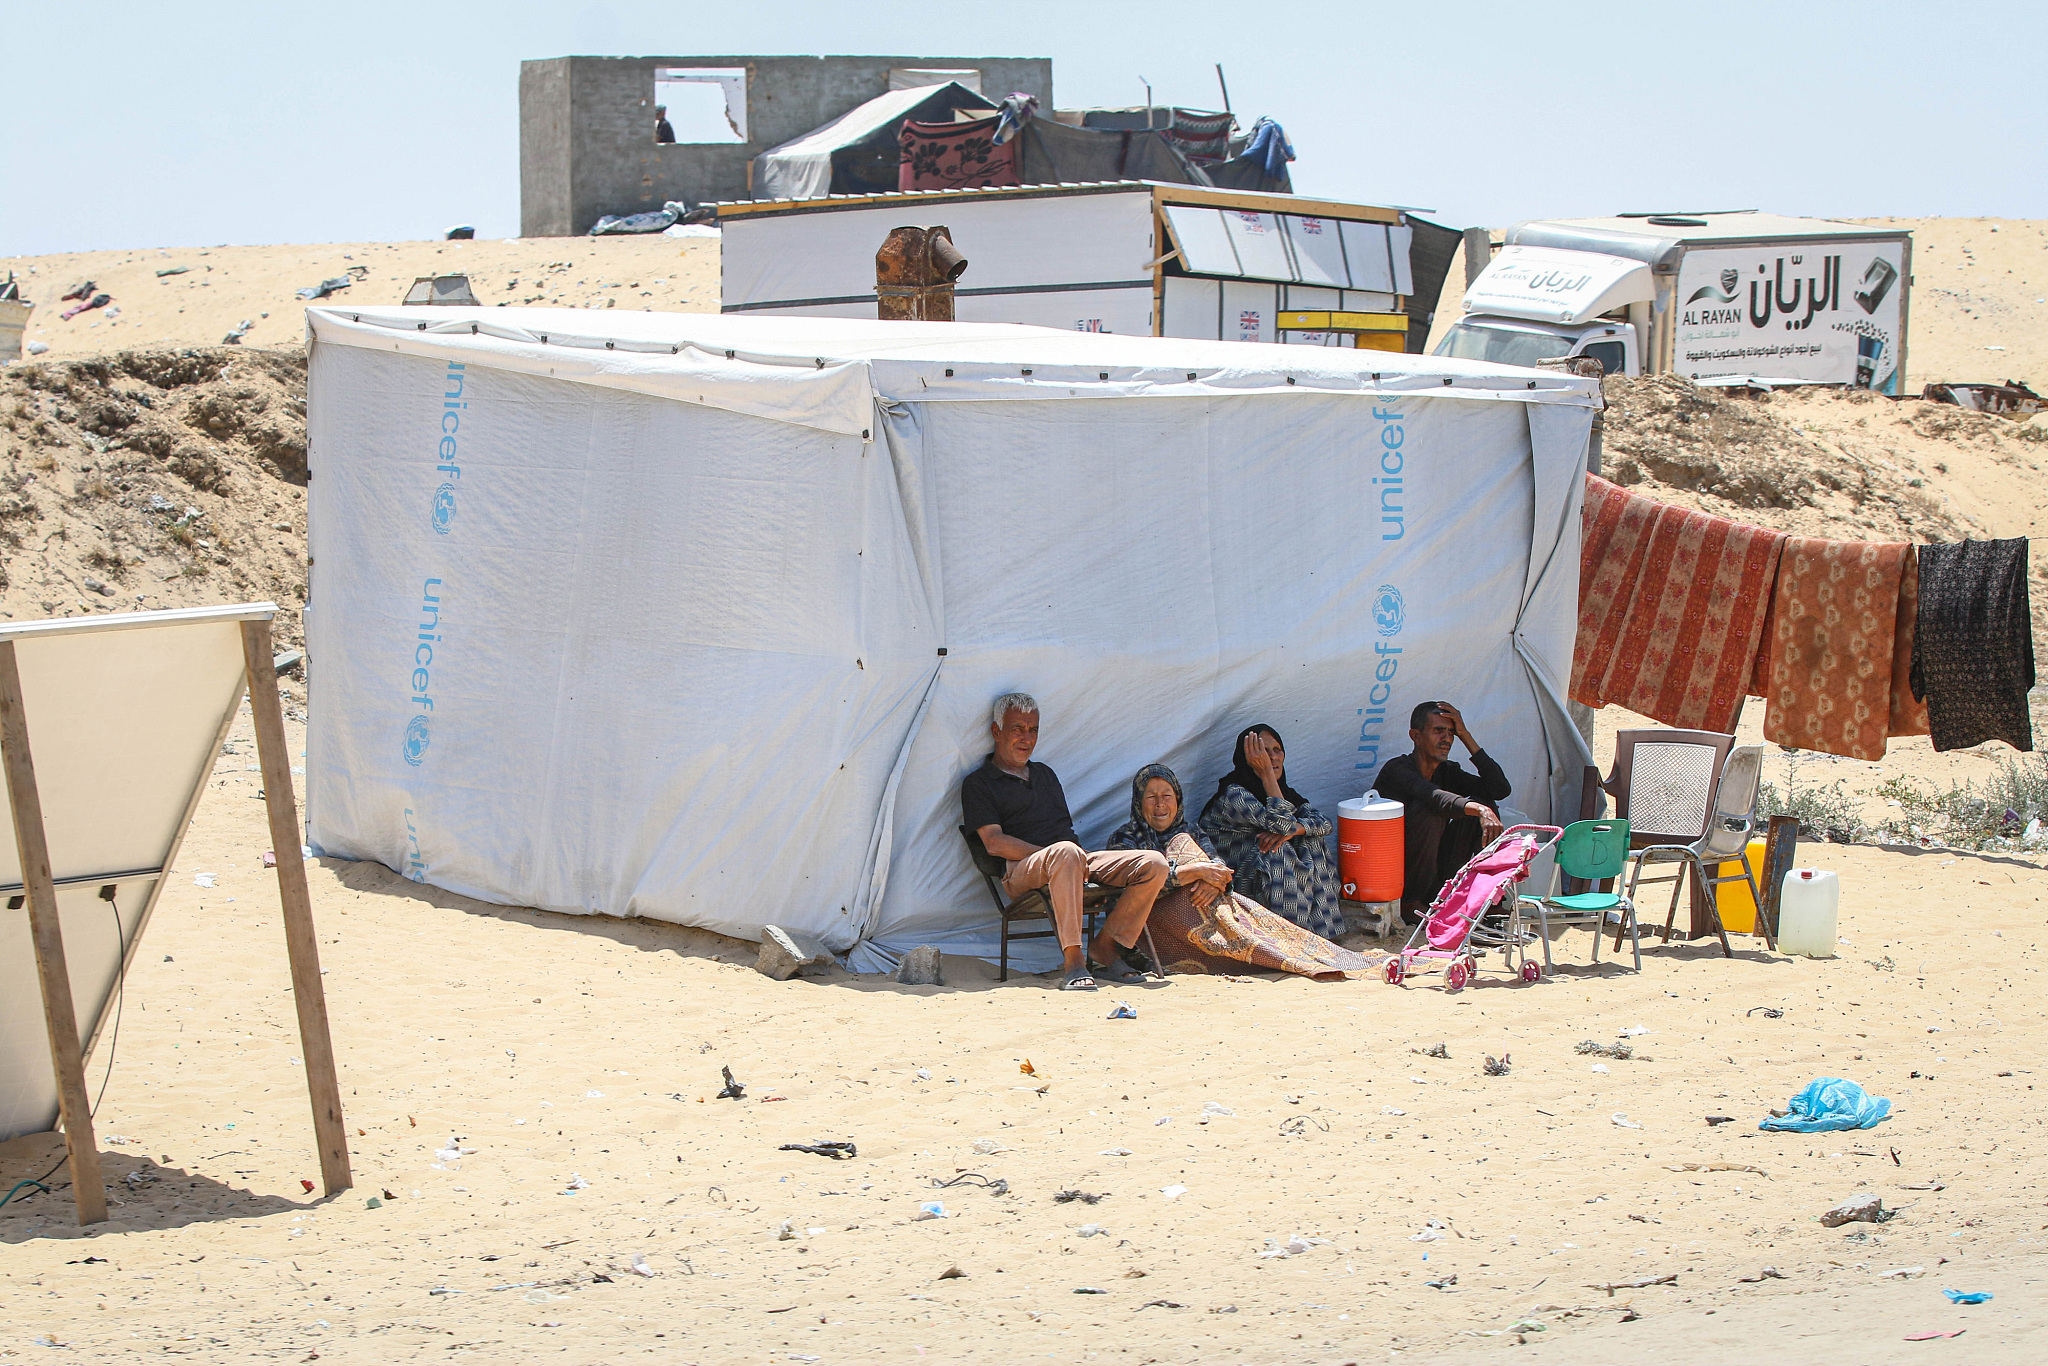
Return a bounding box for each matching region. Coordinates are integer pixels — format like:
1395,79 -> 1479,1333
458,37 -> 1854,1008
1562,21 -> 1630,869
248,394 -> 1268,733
1060,966 -> 1098,991
1118,943 -> 1164,979
1090,958 -> 1145,985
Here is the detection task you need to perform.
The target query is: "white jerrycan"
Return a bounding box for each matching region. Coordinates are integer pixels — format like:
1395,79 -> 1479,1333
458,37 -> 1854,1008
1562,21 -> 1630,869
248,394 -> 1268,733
1775,868 -> 1840,958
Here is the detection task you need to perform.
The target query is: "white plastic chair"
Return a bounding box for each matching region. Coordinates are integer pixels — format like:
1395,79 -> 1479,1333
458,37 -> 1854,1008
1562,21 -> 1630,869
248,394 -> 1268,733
1621,745 -> 1770,957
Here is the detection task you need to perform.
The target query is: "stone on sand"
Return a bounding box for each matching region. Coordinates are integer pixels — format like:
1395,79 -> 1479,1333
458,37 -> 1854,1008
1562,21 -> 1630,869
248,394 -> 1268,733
895,945 -> 944,986
754,925 -> 832,981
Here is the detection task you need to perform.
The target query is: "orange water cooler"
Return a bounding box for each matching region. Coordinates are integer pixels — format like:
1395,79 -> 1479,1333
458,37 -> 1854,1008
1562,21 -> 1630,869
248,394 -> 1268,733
1337,793 -> 1404,906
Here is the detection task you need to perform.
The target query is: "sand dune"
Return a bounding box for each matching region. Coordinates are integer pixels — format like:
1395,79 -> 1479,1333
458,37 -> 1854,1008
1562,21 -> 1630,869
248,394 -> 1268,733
3,235 -> 720,361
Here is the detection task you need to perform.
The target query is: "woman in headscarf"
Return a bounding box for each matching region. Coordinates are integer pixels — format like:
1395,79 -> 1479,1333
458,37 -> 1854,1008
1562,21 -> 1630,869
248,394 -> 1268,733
1105,763 -> 1379,979
1200,725 -> 1344,941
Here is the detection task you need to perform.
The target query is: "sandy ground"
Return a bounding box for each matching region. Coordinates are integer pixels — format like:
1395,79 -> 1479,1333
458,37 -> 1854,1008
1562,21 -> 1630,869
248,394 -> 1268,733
1425,218 -> 2048,390
1,697 -> 2044,1364
2,235 -> 722,360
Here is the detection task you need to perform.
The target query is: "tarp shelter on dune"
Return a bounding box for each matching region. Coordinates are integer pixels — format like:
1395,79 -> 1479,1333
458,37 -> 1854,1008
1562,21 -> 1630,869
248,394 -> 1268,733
752,81 -> 999,200
301,307 -> 1596,970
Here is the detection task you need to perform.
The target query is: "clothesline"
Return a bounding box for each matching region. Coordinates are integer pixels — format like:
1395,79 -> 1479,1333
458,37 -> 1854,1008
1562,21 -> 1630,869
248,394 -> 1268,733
1573,476 -> 2035,760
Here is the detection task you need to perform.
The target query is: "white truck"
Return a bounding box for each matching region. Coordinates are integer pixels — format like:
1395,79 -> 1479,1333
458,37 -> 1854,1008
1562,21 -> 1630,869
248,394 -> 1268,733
1434,212 -> 1912,392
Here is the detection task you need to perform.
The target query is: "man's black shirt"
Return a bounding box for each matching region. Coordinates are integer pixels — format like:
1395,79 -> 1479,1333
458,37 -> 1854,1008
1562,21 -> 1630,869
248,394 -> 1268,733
960,756 -> 1078,848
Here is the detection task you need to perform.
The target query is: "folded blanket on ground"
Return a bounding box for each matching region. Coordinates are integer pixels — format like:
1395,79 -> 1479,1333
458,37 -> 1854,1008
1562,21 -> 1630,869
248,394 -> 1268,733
1750,538 -> 1912,761
1146,833 -> 1381,979
1573,475 -> 1785,734
1911,537 -> 2036,752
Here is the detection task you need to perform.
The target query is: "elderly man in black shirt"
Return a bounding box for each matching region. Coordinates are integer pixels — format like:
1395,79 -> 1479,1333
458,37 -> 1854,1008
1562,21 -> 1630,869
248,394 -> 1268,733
1374,701 -> 1512,921
962,692 -> 1168,990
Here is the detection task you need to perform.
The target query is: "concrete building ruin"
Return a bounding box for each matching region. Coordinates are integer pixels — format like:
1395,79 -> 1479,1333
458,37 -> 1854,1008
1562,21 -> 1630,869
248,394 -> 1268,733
519,55 -> 1054,238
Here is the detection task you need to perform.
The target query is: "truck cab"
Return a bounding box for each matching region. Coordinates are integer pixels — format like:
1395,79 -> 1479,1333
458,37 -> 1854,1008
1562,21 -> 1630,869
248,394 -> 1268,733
1432,242 -> 1657,377
1434,316 -> 1637,376
1432,215 -> 1913,389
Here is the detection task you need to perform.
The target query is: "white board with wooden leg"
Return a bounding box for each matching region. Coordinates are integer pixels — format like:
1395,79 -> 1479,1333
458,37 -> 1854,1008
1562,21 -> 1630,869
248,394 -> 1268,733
0,603 -> 349,1223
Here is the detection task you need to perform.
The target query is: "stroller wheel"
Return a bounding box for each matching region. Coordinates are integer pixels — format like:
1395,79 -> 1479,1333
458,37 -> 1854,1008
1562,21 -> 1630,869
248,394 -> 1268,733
1520,960 -> 1542,984
1384,958 -> 1405,985
1445,959 -> 1470,991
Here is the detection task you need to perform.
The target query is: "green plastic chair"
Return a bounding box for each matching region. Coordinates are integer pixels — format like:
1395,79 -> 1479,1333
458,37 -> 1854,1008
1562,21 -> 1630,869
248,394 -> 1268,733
1517,818 -> 1641,973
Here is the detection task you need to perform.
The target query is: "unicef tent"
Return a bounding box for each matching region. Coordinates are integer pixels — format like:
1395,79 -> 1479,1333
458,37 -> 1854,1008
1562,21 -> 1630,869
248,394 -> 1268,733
301,307 -> 1596,971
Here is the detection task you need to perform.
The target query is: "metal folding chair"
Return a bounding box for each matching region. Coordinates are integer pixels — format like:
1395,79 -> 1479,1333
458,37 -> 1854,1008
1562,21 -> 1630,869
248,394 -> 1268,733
1622,745 -> 1772,957
1518,818 -> 1641,973
959,826 -> 1119,982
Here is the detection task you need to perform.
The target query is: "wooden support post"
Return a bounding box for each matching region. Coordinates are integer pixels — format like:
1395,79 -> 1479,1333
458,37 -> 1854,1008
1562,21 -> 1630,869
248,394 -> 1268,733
1759,814 -> 1799,950
241,621 -> 352,1196
0,641 -> 107,1225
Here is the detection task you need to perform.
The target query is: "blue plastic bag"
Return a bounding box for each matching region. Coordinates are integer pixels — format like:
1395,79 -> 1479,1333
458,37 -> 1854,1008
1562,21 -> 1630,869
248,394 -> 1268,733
1759,1077 -> 1891,1132
1942,1288 -> 1993,1304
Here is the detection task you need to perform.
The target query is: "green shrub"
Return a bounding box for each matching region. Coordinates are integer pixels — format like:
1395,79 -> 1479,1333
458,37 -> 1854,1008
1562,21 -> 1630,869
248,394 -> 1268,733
1756,769 -> 1867,844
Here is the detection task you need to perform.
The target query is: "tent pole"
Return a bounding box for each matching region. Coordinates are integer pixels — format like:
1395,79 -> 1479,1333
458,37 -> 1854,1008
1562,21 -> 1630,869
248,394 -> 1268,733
240,620 -> 353,1196
0,640 -> 107,1225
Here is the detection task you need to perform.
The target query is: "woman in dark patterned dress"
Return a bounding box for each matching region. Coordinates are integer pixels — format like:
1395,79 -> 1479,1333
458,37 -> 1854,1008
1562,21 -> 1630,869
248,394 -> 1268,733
1199,725 -> 1345,942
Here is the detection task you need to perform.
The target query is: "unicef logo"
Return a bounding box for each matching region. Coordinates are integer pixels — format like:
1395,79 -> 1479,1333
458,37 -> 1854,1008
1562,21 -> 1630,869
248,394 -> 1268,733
1373,584 -> 1405,637
402,714 -> 431,767
431,483 -> 457,535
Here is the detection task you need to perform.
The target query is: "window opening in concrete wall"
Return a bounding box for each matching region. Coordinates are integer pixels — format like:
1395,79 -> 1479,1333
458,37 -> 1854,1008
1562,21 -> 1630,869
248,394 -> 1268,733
653,68 -> 748,144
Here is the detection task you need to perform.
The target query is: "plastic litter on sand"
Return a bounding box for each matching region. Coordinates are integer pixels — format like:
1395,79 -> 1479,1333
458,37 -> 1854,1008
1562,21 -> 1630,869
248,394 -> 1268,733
1260,1234 -> 1328,1259
1760,1078 -> 1891,1132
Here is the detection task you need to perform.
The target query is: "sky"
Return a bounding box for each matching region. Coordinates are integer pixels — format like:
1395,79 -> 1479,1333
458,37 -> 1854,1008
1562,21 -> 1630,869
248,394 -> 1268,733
5,0 -> 2045,257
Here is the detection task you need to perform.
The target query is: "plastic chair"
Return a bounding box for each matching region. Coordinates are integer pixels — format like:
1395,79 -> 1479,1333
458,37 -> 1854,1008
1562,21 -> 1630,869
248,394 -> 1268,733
960,826 -> 1120,982
1585,728 -> 1737,849
1518,819 -> 1641,973
1622,745 -> 1770,958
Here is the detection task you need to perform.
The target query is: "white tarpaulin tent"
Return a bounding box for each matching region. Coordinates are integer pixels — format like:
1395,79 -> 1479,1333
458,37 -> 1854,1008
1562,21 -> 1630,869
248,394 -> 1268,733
302,307 -> 1596,971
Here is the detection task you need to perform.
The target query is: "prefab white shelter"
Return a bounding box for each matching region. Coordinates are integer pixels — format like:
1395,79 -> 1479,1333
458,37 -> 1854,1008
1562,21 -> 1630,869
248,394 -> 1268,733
302,307 -> 1595,970
719,182 -> 1417,348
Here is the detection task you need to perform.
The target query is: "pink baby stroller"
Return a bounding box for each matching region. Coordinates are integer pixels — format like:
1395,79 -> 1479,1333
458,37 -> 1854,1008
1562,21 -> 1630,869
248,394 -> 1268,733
1385,825 -> 1562,991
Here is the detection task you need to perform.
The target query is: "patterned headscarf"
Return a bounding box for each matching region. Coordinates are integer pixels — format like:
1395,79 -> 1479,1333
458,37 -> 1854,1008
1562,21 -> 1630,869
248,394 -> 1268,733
1104,763 -> 1218,858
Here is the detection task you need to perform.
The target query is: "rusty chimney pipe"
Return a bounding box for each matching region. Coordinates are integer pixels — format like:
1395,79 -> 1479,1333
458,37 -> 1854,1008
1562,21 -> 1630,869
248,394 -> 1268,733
876,225 -> 967,321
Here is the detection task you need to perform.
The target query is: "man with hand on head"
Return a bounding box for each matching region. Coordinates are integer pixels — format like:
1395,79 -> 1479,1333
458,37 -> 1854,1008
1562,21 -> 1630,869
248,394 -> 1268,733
961,693 -> 1169,991
1373,701 -> 1512,922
